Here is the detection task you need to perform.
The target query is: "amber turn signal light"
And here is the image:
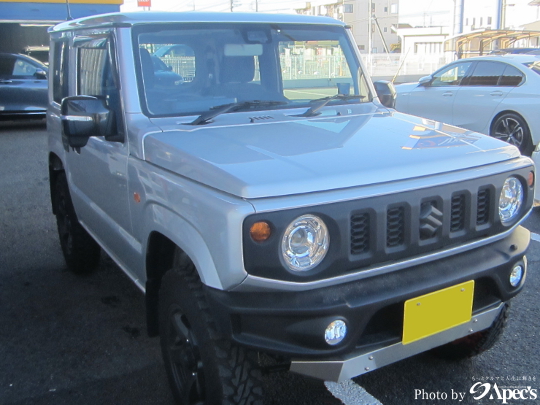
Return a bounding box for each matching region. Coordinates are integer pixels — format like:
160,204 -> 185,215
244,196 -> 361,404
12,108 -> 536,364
528,171 -> 534,187
250,221 -> 271,242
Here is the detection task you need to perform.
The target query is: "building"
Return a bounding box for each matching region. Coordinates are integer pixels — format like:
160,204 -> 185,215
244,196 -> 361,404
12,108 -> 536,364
0,0 -> 123,54
296,0 -> 400,53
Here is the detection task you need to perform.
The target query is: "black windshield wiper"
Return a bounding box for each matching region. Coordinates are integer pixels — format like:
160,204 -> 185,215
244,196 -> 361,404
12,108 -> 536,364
296,94 -> 366,118
189,100 -> 288,125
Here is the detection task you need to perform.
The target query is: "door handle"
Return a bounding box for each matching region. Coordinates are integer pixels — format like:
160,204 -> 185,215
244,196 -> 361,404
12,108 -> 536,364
490,91 -> 503,96
442,92 -> 453,97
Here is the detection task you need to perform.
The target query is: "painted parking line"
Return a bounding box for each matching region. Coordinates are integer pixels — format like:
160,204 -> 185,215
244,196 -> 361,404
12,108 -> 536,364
531,232 -> 540,243
325,380 -> 383,405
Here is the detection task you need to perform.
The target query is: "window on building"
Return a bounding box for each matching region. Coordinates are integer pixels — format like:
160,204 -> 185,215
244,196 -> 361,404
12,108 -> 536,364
384,6 -> 388,12
384,27 -> 388,32
414,42 -> 443,54
390,4 -> 398,14
480,17 -> 483,26
488,16 -> 492,25
472,17 -> 476,27
343,4 -> 353,13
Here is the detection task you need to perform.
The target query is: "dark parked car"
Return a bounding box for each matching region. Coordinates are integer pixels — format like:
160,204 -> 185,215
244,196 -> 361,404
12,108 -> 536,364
0,53 -> 48,120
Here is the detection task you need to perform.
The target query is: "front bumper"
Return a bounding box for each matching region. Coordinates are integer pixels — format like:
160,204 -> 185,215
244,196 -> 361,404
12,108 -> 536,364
291,303 -> 503,382
205,226 -> 529,377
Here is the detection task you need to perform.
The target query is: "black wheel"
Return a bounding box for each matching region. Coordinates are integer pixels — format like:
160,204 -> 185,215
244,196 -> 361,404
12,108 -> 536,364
490,113 -> 533,156
54,172 -> 100,273
431,303 -> 509,360
159,251 -> 263,405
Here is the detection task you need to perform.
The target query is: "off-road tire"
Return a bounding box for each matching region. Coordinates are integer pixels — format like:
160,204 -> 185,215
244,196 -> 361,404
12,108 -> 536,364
54,172 -> 100,274
431,303 -> 509,360
159,250 -> 264,405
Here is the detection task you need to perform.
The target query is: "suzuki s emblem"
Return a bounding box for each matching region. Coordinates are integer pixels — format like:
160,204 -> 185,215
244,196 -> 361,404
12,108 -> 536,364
419,202 -> 443,239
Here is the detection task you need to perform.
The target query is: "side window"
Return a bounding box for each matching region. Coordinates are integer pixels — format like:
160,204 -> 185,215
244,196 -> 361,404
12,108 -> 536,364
77,35 -> 123,135
466,61 -> 505,86
53,40 -> 69,103
431,62 -> 472,87
78,43 -> 110,96
499,65 -> 524,86
12,58 -> 38,76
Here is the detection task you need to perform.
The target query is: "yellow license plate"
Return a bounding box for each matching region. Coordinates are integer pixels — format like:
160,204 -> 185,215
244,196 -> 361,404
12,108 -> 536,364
402,280 -> 474,345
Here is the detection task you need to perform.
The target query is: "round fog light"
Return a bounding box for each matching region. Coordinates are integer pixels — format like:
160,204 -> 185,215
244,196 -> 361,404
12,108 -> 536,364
325,320 -> 347,346
509,265 -> 524,287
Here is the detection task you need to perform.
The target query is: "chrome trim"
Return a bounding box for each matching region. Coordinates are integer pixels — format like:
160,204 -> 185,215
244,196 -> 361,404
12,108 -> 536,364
61,115 -> 93,122
235,215 -> 530,292
290,303 -> 504,382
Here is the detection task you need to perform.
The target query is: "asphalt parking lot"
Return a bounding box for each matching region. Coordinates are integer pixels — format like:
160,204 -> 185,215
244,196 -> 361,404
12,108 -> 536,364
1,120 -> 539,405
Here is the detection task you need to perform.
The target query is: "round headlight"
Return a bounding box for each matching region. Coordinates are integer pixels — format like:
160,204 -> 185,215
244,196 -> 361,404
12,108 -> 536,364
499,177 -> 523,224
281,214 -> 329,272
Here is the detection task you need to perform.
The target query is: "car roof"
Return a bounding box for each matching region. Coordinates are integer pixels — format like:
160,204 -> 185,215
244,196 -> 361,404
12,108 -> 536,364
0,52 -> 47,66
457,54 -> 540,64
50,11 -> 345,33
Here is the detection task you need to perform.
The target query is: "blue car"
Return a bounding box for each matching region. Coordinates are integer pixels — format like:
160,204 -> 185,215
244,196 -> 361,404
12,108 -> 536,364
0,52 -> 48,120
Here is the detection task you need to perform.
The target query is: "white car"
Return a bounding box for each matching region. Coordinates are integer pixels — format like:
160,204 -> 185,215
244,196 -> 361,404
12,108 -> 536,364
395,55 -> 540,155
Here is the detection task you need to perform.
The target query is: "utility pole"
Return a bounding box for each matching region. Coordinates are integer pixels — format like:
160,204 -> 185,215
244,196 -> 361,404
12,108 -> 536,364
368,0 -> 372,55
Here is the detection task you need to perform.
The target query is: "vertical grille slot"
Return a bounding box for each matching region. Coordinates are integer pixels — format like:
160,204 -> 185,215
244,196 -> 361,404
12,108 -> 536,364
450,194 -> 466,232
476,188 -> 490,225
351,213 -> 370,254
387,206 -> 405,247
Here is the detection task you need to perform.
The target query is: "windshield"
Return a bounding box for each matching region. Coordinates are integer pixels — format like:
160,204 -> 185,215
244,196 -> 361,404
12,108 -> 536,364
524,61 -> 540,75
133,23 -> 370,117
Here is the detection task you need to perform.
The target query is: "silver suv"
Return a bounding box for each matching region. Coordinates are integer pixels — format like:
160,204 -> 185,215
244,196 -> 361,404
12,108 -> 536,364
47,12 -> 534,404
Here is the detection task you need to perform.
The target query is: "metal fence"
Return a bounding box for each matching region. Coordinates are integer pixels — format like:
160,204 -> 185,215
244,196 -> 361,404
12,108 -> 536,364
160,53 -> 451,84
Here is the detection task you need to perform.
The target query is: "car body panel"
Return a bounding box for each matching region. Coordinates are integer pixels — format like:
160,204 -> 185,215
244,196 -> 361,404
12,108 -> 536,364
143,108 -> 519,199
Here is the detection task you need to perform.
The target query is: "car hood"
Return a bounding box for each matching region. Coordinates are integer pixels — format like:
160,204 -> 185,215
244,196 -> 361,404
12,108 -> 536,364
143,108 -> 520,199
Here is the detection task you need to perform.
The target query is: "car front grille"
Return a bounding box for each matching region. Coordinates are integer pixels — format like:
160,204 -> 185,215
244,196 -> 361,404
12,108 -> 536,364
349,184 -> 498,267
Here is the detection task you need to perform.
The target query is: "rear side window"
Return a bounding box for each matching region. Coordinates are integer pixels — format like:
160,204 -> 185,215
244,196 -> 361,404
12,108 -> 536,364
499,65 -> 524,86
465,61 -> 505,86
52,40 -> 69,103
524,61 -> 540,75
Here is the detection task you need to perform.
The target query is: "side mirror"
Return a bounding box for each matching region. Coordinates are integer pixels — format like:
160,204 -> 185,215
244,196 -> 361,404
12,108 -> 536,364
61,96 -> 113,148
35,69 -> 47,79
418,75 -> 432,86
373,80 -> 397,109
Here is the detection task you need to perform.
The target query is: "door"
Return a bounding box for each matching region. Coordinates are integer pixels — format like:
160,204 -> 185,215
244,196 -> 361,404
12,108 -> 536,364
407,61 -> 474,124
64,34 -> 137,272
452,61 -> 522,133
0,54 -> 48,113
